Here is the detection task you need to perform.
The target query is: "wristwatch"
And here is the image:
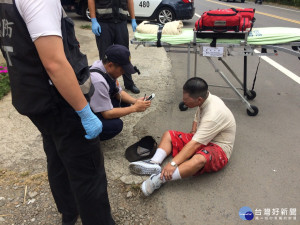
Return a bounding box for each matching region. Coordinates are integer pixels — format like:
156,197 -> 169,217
170,161 -> 178,168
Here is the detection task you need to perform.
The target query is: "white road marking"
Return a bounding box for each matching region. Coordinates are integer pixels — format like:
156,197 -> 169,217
195,13 -> 201,18
254,50 -> 300,84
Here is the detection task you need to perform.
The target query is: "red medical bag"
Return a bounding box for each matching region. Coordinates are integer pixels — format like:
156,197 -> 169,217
195,8 -> 255,33
235,8 -> 255,21
235,8 -> 256,31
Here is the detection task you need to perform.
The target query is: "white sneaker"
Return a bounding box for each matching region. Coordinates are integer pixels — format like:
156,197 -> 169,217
141,174 -> 163,196
129,160 -> 161,175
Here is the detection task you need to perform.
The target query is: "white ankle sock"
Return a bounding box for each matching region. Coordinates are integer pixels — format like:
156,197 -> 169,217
157,168 -> 181,183
151,148 -> 167,164
171,168 -> 182,181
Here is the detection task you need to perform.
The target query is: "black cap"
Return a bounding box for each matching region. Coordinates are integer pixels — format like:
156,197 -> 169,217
104,45 -> 136,74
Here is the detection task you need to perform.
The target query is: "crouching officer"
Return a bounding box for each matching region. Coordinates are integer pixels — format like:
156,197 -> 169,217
0,0 -> 114,224
89,44 -> 151,140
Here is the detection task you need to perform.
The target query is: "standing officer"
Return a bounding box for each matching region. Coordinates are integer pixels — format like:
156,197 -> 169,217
0,0 -> 115,224
88,0 -> 140,94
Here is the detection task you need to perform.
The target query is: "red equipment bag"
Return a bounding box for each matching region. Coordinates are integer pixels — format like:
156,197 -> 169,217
195,8 -> 256,33
235,8 -> 256,31
195,8 -> 241,32
235,8 -> 255,20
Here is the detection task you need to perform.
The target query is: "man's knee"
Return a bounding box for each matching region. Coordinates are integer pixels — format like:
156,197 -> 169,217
191,154 -> 207,170
163,131 -> 171,140
115,119 -> 123,133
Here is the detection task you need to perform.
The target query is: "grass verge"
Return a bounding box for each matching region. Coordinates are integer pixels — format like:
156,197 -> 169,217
0,64 -> 10,100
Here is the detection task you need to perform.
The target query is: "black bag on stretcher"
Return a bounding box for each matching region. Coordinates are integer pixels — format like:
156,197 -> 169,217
195,8 -> 255,33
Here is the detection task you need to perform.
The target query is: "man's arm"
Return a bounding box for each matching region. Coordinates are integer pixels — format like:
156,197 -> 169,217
101,95 -> 151,119
191,121 -> 197,134
34,36 -> 87,111
116,90 -> 136,104
127,0 -> 135,19
35,35 -> 103,139
88,0 -> 96,18
127,0 -> 137,32
101,105 -> 137,119
160,140 -> 203,180
88,0 -> 101,36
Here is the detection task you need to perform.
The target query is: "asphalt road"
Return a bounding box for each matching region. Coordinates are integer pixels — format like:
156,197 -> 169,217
134,1 -> 300,225
66,2 -> 299,224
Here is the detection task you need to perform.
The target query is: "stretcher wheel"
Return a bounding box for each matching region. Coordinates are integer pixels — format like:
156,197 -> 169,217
179,102 -> 188,111
247,105 -> 259,116
246,90 -> 256,100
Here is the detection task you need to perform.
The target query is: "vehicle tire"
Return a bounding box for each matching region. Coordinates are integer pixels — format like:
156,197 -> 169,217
241,0 -> 245,2
81,2 -> 91,21
157,7 -> 175,24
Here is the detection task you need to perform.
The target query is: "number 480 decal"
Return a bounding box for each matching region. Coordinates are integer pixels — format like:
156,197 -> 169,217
139,1 -> 150,7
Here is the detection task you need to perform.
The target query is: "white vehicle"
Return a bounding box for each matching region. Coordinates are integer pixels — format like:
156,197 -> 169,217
133,0 -> 195,24
74,0 -> 195,24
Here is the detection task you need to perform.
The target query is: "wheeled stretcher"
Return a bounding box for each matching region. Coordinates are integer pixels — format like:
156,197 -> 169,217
131,27 -> 300,116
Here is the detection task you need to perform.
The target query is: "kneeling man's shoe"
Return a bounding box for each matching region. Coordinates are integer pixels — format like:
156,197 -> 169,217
127,85 -> 140,94
141,174 -> 163,196
129,160 -> 161,175
62,214 -> 78,225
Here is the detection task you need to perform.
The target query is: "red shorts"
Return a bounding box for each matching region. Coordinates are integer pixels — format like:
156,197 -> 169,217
169,130 -> 228,176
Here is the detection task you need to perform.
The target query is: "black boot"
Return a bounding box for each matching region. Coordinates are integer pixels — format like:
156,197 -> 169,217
127,84 -> 140,94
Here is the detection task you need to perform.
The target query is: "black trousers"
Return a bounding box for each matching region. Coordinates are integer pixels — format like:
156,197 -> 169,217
29,102 -> 115,225
95,98 -> 130,141
96,113 -> 123,141
95,20 -> 135,88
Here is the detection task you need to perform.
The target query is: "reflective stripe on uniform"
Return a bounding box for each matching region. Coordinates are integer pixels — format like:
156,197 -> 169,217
119,8 -> 128,15
96,8 -> 128,16
0,0 -> 13,4
96,8 -> 113,14
80,76 -> 92,95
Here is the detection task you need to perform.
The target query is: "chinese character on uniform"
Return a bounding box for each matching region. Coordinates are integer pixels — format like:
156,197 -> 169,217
1,19 -> 14,38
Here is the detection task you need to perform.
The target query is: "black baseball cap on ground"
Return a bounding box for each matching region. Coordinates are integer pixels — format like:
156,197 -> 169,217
104,44 -> 136,74
125,136 -> 157,162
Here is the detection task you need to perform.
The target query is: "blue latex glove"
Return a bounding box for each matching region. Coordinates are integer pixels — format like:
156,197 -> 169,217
131,19 -> 137,32
76,103 -> 103,139
91,18 -> 101,36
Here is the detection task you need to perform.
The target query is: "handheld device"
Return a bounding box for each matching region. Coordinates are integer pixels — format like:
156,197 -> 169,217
146,93 -> 155,101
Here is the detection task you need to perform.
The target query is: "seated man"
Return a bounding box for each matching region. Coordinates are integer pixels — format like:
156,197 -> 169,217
89,44 -> 151,140
129,77 -> 236,196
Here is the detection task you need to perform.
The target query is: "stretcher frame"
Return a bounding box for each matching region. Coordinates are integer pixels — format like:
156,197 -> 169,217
131,31 -> 300,116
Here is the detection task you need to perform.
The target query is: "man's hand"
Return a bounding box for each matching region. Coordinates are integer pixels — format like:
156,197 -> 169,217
91,18 -> 101,36
133,99 -> 151,112
161,163 -> 176,181
76,103 -> 103,139
131,19 -> 137,32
